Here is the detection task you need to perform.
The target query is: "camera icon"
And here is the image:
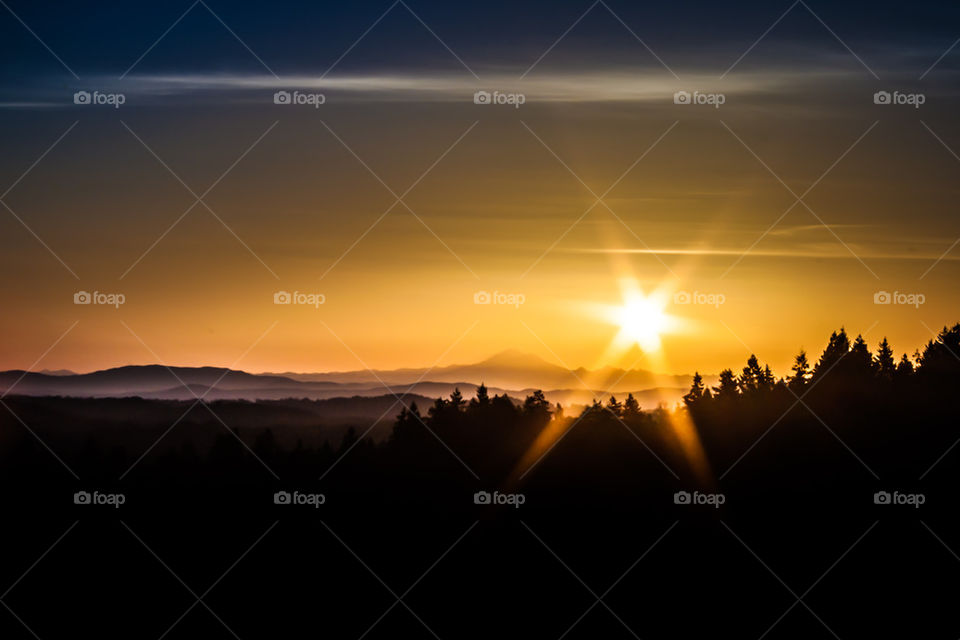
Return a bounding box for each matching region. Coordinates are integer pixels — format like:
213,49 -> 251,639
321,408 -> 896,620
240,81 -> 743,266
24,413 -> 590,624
274,291 -> 292,305
673,291 -> 691,305
673,490 -> 691,504
74,291 -> 92,305
673,91 -> 691,105
274,91 -> 291,105
274,491 -> 291,505
73,91 -> 91,105
473,290 -> 492,305
873,491 -> 891,505
74,491 -> 91,505
473,90 -> 491,105
474,491 -> 491,505
873,290 -> 891,305
873,91 -> 891,105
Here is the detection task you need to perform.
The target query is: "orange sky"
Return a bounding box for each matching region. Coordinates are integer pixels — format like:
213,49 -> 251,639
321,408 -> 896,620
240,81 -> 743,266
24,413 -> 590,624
2,93 -> 958,377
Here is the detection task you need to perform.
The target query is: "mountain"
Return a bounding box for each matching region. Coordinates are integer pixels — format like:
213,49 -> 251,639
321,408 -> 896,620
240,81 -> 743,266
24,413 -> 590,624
0,351 -> 710,408
268,349 -> 699,393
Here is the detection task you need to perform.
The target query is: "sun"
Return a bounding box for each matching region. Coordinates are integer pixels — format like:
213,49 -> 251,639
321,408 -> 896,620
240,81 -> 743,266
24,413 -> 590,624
613,293 -> 670,351
578,278 -> 684,360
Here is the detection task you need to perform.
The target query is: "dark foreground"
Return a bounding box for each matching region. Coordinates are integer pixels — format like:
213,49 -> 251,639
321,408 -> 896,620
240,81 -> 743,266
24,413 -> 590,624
3,327 -> 960,638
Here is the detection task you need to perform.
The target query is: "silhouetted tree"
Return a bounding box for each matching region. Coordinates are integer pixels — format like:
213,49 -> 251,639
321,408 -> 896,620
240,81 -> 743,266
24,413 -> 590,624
607,395 -> 623,417
523,390 -> 552,422
895,353 -> 914,380
623,393 -> 641,418
813,328 -> 850,381
449,388 -> 465,411
760,364 -> 775,389
714,369 -> 739,401
739,355 -> 764,394
391,402 -> 425,446
875,338 -> 896,381
684,372 -> 705,406
917,324 -> 960,377
469,383 -> 490,410
789,350 -> 811,391
848,335 -> 874,377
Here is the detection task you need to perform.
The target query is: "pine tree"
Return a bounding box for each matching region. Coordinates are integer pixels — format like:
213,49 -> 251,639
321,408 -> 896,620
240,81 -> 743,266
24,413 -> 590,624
875,338 -> 896,381
469,383 -> 491,411
812,328 -> 850,380
714,369 -> 739,400
895,353 -> 914,380
449,388 -> 465,411
523,390 -> 551,418
475,383 -> 490,405
849,335 -> 874,375
606,395 -> 623,417
789,350 -> 810,391
739,355 -> 763,394
623,393 -> 641,418
683,372 -> 705,406
760,364 -> 775,390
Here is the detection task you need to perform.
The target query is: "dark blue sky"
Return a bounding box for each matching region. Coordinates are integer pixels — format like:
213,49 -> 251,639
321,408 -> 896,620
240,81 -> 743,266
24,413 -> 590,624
2,0 -> 959,82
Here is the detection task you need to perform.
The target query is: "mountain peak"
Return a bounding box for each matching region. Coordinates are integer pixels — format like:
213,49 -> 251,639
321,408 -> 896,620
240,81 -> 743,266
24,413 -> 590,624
478,349 -> 555,369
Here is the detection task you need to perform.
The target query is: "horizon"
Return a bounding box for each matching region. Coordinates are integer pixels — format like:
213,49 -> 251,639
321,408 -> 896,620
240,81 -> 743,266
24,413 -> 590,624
4,316 -> 951,381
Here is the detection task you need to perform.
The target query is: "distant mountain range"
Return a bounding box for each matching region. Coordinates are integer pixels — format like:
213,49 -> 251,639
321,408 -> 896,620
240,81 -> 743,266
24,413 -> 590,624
0,350 -> 714,409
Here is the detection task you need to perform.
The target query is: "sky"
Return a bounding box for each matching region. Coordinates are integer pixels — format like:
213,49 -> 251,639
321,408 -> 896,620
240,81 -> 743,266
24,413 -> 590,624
1,0 -> 959,377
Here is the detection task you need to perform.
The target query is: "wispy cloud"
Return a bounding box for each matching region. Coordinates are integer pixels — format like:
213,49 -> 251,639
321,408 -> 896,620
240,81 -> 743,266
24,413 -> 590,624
569,246 -> 960,261
58,68 -> 858,103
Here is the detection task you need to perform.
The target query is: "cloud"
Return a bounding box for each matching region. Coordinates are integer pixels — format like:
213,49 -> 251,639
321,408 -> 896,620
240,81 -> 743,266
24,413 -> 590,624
60,68 -> 857,103
569,246 -> 960,261
768,224 -> 870,237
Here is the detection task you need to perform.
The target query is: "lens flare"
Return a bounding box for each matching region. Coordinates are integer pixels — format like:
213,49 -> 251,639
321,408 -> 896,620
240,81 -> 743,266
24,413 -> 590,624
613,292 -> 670,351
